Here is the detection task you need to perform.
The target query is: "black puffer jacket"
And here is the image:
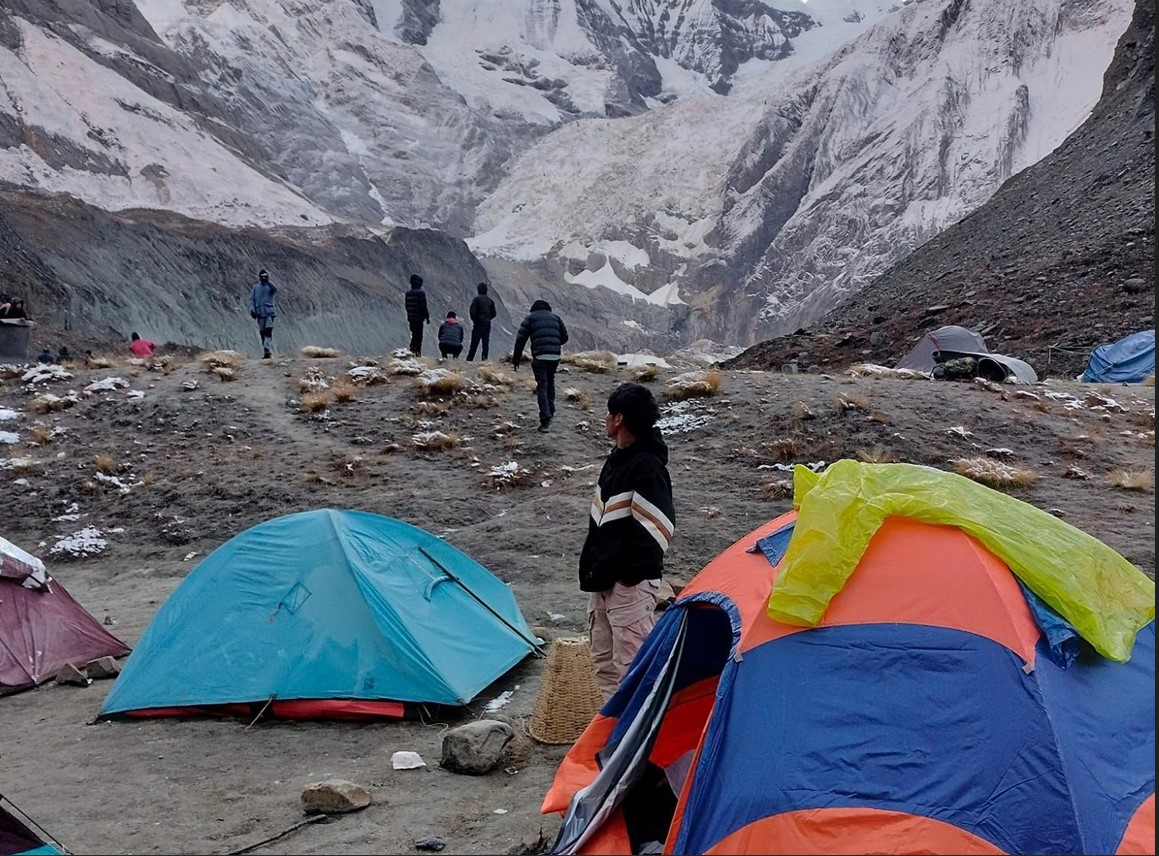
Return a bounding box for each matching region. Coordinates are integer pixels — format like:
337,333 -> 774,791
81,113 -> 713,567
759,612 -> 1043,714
579,430 -> 675,591
512,300 -> 568,367
405,286 -> 430,325
470,285 -> 497,324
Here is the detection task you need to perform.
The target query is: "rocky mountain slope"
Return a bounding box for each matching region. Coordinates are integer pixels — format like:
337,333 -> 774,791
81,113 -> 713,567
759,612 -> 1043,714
0,0 -> 1138,354
728,0 -> 1154,380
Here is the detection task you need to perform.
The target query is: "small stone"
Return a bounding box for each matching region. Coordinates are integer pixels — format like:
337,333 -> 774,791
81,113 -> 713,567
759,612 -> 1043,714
869,331 -> 888,346
55,663 -> 90,686
301,779 -> 371,814
1122,277 -> 1147,294
415,836 -> 446,852
85,656 -> 122,679
440,720 -> 515,775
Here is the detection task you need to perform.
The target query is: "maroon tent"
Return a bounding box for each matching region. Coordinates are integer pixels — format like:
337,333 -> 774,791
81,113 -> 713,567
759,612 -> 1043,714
1,536 -> 129,695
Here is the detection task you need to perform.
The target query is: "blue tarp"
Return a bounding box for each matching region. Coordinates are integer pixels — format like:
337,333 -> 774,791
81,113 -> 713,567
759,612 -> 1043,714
100,509 -> 537,716
1081,330 -> 1155,383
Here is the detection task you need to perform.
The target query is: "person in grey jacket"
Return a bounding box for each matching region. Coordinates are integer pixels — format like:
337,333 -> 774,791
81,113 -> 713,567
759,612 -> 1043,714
248,269 -> 278,359
512,299 -> 568,432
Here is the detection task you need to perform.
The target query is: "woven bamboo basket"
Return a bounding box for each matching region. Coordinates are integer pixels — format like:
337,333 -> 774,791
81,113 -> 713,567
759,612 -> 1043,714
528,636 -> 605,745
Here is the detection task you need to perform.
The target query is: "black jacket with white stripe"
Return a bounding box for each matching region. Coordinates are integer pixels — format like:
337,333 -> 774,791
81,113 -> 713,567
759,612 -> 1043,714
579,430 -> 675,592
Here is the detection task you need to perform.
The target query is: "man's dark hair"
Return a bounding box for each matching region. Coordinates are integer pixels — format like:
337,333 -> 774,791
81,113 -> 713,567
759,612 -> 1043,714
607,383 -> 660,438
409,274 -> 423,288
131,332 -> 140,341
446,311 -> 456,318
477,282 -> 488,294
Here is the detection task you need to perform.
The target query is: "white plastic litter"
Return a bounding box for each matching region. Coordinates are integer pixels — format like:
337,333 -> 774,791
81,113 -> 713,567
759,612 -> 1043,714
391,751 -> 427,770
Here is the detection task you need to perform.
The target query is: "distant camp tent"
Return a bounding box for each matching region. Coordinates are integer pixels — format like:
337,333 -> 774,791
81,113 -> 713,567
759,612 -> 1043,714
897,324 -> 1038,383
99,509 -> 540,721
1081,330 -> 1156,383
1,536 -> 129,695
0,796 -> 63,856
543,464 -> 1154,855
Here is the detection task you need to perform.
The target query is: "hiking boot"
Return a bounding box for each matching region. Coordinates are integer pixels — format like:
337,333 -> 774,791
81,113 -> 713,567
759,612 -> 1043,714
262,349 -> 272,359
538,420 -> 551,433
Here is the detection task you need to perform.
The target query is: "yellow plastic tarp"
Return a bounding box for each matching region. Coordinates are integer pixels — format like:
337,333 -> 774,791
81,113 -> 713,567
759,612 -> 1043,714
767,460 -> 1155,663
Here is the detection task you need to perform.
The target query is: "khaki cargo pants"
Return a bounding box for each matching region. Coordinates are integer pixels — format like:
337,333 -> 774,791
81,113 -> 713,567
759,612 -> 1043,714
588,579 -> 661,702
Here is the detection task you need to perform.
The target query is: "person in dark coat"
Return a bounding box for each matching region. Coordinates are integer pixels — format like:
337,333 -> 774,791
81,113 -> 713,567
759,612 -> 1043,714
438,311 -> 465,359
248,269 -> 278,359
580,383 -> 674,701
466,282 -> 498,361
512,299 -> 568,432
405,274 -> 430,356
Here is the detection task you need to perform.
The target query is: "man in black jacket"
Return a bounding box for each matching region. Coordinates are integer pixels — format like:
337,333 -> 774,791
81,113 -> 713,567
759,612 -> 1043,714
579,383 -> 674,701
466,282 -> 497,361
512,299 -> 568,432
405,274 -> 430,355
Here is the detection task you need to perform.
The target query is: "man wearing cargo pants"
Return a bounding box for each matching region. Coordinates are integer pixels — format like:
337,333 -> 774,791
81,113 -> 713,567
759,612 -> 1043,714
579,383 -> 675,701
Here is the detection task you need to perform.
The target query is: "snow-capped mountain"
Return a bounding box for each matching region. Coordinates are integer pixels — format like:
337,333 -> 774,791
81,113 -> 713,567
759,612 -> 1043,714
0,0 -> 1135,350
473,0 -> 1135,342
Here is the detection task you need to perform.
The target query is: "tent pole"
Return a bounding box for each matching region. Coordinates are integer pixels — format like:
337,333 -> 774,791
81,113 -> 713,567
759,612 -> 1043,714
418,547 -> 545,657
245,695 -> 276,731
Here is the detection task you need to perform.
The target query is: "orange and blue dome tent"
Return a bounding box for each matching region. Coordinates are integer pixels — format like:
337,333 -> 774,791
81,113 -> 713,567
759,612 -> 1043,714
542,462 -> 1155,855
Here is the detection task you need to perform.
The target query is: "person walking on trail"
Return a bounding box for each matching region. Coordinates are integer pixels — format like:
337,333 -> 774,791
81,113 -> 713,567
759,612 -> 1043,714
248,269 -> 278,359
467,281 -> 497,361
580,383 -> 674,702
129,332 -> 156,358
511,299 -> 568,433
438,311 -> 464,359
405,274 -> 430,356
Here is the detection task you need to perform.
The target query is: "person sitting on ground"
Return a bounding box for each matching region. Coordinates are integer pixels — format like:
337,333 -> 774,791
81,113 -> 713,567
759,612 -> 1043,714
438,311 -> 465,359
36,346 -> 53,364
1,298 -> 28,320
57,346 -> 71,364
129,332 -> 157,358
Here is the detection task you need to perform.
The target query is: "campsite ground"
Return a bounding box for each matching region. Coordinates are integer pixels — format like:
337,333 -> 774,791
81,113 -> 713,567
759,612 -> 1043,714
0,351 -> 1153,856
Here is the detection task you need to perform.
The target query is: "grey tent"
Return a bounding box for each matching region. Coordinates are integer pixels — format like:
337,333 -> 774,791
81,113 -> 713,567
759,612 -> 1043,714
897,325 -> 1037,383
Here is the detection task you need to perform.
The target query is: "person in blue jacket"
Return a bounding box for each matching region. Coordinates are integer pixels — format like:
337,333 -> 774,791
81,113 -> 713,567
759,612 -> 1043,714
248,269 -> 279,359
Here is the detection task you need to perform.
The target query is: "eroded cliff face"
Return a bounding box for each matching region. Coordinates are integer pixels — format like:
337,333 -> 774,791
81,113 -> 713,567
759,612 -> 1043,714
0,186 -> 499,356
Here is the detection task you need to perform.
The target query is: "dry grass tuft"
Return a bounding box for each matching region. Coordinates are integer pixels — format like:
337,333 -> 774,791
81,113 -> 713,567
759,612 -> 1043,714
159,355 -> 181,375
770,438 -> 799,460
93,453 -> 117,474
32,394 -> 76,414
412,430 -> 460,450
1109,469 -> 1154,492
301,390 -> 334,413
301,346 -> 341,358
791,401 -> 814,421
833,394 -> 872,414
199,350 -> 245,370
86,355 -> 118,369
140,472 -> 156,487
416,369 -> 463,396
464,394 -> 495,408
29,423 -> 55,445
761,480 -> 793,501
1144,374 -> 1155,387
856,445 -> 896,464
476,364 -> 512,386
210,366 -> 236,382
664,371 -> 722,401
952,457 -> 1040,489
413,401 -> 451,417
564,387 -> 592,410
564,351 -> 617,374
630,364 -> 661,382
330,380 -> 358,403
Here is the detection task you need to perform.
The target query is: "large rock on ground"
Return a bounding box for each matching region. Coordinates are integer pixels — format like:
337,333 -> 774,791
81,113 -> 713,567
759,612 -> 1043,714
85,656 -> 122,679
55,663 -> 89,686
440,720 -> 514,775
300,779 -> 371,814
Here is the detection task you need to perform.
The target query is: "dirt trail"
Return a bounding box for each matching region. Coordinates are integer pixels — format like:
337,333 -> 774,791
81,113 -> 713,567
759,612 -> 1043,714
0,354 -> 1152,855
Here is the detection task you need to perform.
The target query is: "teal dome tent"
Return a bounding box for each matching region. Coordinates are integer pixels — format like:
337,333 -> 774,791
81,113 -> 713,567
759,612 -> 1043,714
100,509 -> 539,720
